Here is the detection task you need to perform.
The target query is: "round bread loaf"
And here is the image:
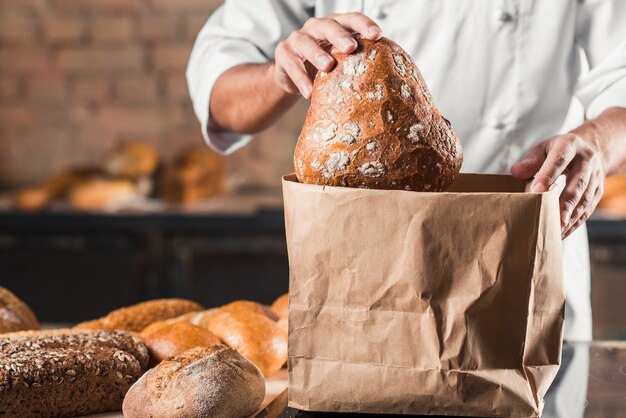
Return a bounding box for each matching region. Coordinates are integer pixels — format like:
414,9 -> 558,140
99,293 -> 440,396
0,286 -> 39,334
208,310 -> 287,377
122,345 -> 265,418
102,142 -> 159,179
294,36 -> 463,191
270,294 -> 288,319
219,300 -> 278,321
142,322 -> 222,366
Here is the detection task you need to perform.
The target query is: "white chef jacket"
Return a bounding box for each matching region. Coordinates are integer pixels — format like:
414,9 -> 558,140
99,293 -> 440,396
187,0 -> 626,341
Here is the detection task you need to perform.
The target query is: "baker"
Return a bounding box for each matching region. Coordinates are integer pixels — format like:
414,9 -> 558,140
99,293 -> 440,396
187,1 -> 626,341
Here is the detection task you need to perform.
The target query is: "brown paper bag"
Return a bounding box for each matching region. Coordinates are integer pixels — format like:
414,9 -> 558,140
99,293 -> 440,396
282,173 -> 564,418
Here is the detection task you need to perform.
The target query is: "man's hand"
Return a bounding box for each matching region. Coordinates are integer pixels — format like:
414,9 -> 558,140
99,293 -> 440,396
511,133 -> 606,238
273,13 -> 382,99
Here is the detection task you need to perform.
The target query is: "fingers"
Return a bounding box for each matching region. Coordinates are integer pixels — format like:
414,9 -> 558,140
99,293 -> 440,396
562,184 -> 602,238
274,42 -> 313,98
303,17 -> 359,53
511,144 -> 547,179
559,160 -> 593,226
289,30 -> 335,72
531,135 -> 578,192
562,173 -> 604,238
330,12 -> 382,40
273,13 -> 383,98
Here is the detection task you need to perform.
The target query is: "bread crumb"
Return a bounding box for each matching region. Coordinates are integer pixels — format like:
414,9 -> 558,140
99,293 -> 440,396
401,83 -> 411,99
408,123 -> 423,143
343,57 -> 367,77
393,54 -> 407,77
405,185 -> 411,191
353,92 -> 362,100
424,184 -> 432,190
366,84 -> 383,100
340,80 -> 352,90
366,142 -> 376,151
357,160 -> 386,177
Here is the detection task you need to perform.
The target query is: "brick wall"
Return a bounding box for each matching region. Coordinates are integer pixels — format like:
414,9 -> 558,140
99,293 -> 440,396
0,0 -> 306,192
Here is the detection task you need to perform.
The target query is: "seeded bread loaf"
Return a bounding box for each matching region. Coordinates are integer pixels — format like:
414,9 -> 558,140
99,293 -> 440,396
0,287 -> 39,334
123,345 -> 265,418
0,330 -> 149,417
294,36 -> 463,191
74,299 -> 203,332
208,310 -> 287,377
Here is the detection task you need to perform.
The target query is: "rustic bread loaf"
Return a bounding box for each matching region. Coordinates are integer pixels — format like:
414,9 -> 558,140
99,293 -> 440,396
68,178 -> 139,211
122,345 -> 265,418
160,147 -> 225,204
74,299 -> 203,332
142,322 -> 222,366
208,310 -> 287,377
219,300 -> 278,321
294,36 -> 463,191
102,142 -> 159,178
270,293 -> 288,319
0,330 -> 149,418
0,286 -> 39,334
139,309 -> 217,335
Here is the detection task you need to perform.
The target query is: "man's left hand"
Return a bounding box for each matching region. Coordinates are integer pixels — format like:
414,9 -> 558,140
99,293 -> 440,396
511,132 -> 606,238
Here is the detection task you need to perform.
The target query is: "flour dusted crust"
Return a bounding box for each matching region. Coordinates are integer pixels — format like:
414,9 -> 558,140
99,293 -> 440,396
122,345 -> 265,418
295,36 -> 463,191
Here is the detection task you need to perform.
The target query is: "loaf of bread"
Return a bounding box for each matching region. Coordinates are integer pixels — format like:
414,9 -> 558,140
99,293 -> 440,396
294,36 -> 463,191
208,310 -> 287,377
0,330 -> 149,417
123,345 -> 265,418
13,167 -> 99,211
140,308 -> 219,336
219,300 -> 278,321
142,322 -> 222,366
271,293 -> 288,319
102,142 -> 159,179
0,286 -> 39,334
74,299 -> 203,332
160,147 -> 225,204
68,178 -> 139,211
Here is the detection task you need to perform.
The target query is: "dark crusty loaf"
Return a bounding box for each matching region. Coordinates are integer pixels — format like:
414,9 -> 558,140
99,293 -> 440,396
74,298 -> 203,332
0,330 -> 149,417
0,286 -> 39,334
294,36 -> 463,191
123,345 -> 265,418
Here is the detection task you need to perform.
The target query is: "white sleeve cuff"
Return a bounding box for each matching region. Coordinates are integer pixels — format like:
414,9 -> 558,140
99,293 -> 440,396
186,36 -> 267,155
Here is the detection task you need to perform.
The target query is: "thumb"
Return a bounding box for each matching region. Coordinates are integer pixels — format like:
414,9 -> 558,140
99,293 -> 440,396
511,146 -> 547,180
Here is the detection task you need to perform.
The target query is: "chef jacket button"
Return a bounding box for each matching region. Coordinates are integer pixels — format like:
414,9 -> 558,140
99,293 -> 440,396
487,118 -> 506,130
494,10 -> 514,23
372,5 -> 388,19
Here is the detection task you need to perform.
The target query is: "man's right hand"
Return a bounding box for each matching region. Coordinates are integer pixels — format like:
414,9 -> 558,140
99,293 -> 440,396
273,12 -> 382,99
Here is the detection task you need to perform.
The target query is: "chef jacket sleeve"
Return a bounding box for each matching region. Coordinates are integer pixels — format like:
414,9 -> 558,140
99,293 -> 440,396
574,0 -> 626,119
186,0 -> 313,154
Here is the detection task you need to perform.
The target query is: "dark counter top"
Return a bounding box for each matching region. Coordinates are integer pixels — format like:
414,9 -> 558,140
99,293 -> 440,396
256,341 -> 626,418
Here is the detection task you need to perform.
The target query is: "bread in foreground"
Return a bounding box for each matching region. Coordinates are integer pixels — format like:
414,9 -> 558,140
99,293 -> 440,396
122,345 -> 265,418
74,298 -> 203,332
0,286 -> 39,334
295,36 -> 463,191
0,330 -> 148,418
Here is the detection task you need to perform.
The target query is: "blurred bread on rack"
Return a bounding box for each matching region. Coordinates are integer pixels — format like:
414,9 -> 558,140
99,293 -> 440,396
102,142 -> 159,179
68,178 -> 140,211
598,174 -> 626,217
160,147 -> 225,205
